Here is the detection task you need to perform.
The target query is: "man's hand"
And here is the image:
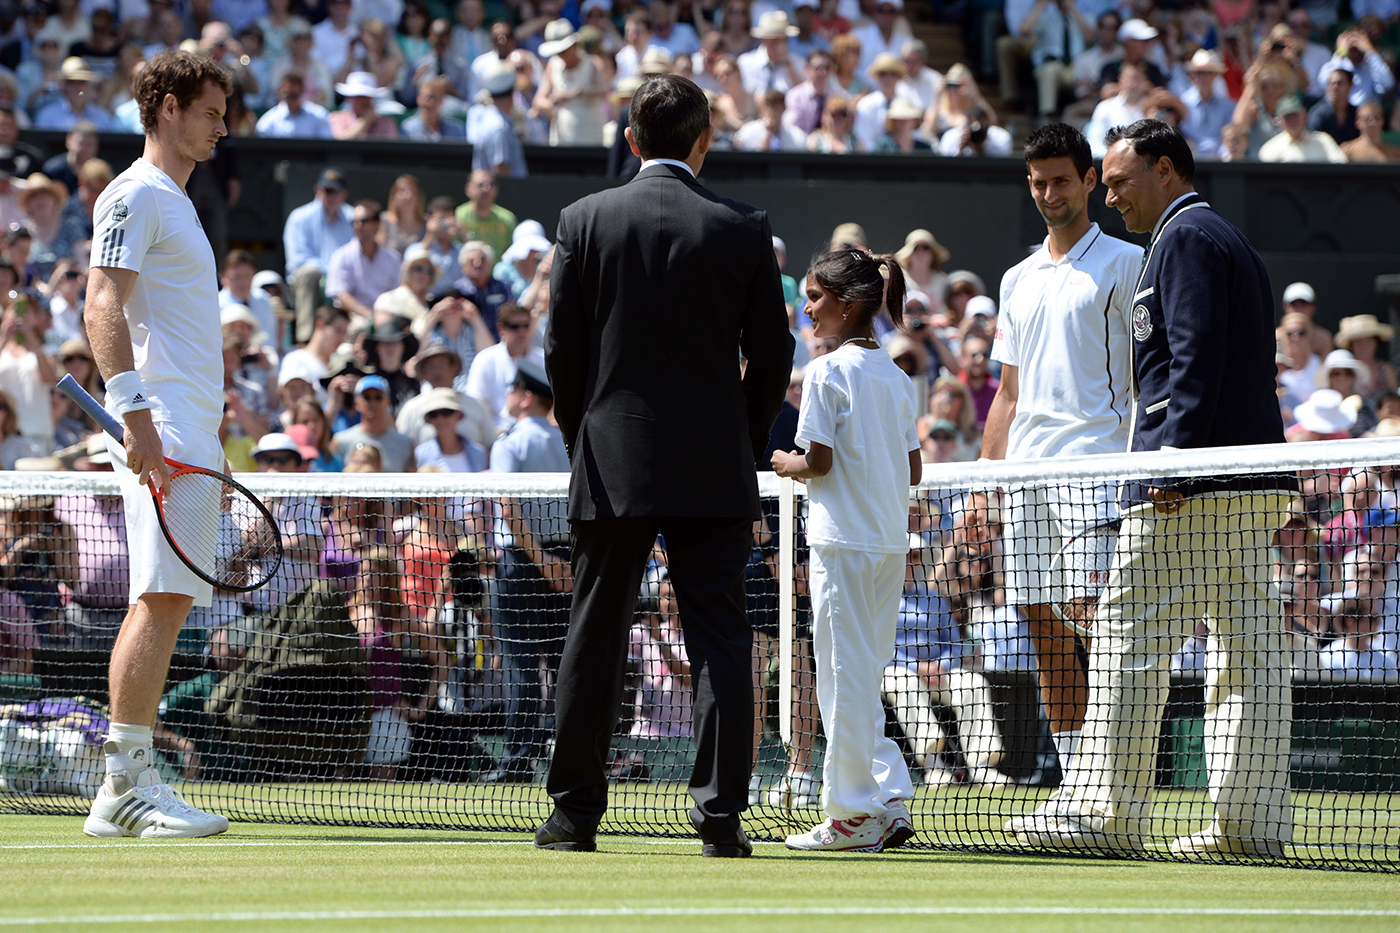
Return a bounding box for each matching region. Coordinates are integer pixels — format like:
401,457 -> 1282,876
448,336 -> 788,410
122,408 -> 170,491
1148,486 -> 1185,514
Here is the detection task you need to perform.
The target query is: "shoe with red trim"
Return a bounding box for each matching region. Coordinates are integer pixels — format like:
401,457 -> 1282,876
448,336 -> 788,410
784,815 -> 885,852
880,799 -> 915,850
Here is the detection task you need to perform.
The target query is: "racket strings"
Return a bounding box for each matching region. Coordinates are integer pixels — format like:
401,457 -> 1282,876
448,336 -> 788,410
160,470 -> 281,591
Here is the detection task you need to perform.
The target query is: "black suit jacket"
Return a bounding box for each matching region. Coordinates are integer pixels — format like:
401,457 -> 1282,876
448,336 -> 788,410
545,162 -> 794,521
1123,193 -> 1296,504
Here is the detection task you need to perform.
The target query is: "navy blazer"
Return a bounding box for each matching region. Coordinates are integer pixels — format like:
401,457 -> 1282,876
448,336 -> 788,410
545,163 -> 794,521
1122,193 -> 1297,505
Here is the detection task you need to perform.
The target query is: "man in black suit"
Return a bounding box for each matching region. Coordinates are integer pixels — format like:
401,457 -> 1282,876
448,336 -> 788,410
539,74 -> 794,857
1012,120 -> 1298,861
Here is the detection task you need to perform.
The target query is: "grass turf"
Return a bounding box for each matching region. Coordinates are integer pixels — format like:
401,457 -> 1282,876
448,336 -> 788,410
4,815 -> 1400,932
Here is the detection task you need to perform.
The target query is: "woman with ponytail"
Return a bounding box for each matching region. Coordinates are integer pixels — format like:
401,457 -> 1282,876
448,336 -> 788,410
771,248 -> 922,853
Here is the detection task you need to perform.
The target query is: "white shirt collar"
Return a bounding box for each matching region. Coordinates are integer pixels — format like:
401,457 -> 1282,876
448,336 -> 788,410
639,158 -> 696,178
1150,192 -> 1198,243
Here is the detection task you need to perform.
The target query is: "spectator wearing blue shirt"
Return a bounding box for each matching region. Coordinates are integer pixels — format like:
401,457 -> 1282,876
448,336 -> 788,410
881,538 -> 1011,785
444,240 -> 512,339
401,75 -> 466,141
283,167 -> 354,344
255,72 -> 334,139
34,58 -> 112,131
1179,50 -> 1235,158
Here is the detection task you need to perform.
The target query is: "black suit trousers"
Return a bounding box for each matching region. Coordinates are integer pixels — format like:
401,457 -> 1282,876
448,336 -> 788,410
546,516 -> 754,833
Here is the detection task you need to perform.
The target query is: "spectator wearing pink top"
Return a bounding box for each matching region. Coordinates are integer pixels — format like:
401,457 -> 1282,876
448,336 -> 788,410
327,72 -> 401,140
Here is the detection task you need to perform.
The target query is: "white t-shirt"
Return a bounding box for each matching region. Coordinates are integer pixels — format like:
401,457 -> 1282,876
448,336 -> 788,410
992,223 -> 1143,460
797,343 -> 919,554
464,342 -> 547,432
92,159 -> 223,435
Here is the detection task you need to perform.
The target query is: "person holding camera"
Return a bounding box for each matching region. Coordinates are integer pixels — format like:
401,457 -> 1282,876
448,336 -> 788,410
1317,27 -> 1395,107
938,106 -> 1012,156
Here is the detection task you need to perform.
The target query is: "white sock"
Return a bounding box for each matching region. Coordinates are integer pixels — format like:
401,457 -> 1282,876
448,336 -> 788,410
1052,730 -> 1081,771
103,723 -> 154,777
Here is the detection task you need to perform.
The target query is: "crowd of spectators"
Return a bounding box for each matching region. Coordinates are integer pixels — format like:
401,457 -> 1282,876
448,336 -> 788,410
0,0 -> 1392,164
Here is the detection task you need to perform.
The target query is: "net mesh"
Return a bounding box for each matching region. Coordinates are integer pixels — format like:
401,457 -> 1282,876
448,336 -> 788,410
0,444 -> 1396,872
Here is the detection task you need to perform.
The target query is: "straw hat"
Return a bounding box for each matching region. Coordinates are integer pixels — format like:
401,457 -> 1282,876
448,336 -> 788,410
751,10 -> 799,39
830,222 -> 867,248
1335,314 -> 1394,348
16,173 -> 68,213
1187,49 -> 1226,73
867,52 -> 906,79
538,18 -> 579,57
640,47 -> 674,75
58,56 -> 96,82
884,96 -> 924,123
896,228 -> 950,265
1315,348 -> 1370,389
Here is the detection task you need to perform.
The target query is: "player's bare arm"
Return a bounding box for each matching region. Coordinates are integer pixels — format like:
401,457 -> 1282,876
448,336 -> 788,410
84,265 -> 170,491
771,442 -> 832,479
981,363 -> 1019,460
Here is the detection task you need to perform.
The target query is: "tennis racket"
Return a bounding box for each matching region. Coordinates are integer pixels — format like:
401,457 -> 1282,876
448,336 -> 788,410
1049,518 -> 1121,637
57,374 -> 283,593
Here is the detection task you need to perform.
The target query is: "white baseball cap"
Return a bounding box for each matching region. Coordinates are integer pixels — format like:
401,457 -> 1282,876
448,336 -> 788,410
1118,18 -> 1159,41
1283,282 -> 1316,305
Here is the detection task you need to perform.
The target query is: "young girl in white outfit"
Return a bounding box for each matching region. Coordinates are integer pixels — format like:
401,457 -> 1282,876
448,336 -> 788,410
772,249 -> 922,852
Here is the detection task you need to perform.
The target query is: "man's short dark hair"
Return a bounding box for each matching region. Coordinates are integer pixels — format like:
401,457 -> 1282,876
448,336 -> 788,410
316,304 -> 351,327
628,74 -> 710,161
427,194 -> 455,213
223,248 -> 256,270
136,49 -> 233,135
807,48 -> 833,67
354,198 -> 382,215
1024,122 -> 1093,178
1104,118 -> 1195,182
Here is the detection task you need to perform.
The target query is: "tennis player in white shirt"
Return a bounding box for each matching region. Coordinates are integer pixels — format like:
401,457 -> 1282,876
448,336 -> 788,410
82,50 -> 234,839
981,124 -> 1143,829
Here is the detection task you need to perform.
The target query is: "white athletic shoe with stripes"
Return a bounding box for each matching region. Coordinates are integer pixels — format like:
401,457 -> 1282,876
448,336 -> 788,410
83,769 -> 229,839
784,815 -> 885,852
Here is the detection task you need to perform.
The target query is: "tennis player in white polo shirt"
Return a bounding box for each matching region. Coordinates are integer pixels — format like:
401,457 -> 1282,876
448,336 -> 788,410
82,50 -> 234,839
981,124 -> 1143,821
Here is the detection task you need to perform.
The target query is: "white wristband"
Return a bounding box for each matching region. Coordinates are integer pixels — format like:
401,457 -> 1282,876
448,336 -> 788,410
106,370 -> 152,418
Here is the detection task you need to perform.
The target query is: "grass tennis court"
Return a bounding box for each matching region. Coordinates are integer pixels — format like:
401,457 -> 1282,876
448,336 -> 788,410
5,814 -> 1400,932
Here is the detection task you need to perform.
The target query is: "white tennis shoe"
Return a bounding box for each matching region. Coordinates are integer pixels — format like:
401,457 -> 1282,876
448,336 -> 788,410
879,799 -> 915,850
784,815 -> 885,852
84,769 -> 229,839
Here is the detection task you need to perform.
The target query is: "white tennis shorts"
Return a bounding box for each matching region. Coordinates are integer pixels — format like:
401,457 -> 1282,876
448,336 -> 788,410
1003,482 -> 1119,607
365,707 -> 413,765
109,422 -> 224,608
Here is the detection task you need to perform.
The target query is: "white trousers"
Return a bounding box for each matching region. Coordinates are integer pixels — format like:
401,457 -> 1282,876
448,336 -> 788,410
1064,492 -> 1294,843
810,544 -> 913,820
881,665 -> 1004,770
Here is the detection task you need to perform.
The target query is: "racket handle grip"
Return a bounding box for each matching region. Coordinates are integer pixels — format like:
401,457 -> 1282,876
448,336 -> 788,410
57,373 -> 127,443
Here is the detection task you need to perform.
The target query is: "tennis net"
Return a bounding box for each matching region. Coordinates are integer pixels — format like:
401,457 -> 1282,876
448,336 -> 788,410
0,440 -> 1396,871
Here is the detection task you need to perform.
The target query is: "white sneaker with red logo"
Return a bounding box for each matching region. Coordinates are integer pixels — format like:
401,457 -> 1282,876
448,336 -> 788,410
784,815 -> 885,852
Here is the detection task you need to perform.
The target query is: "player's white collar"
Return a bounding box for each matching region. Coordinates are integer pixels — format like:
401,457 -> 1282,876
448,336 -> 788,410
639,158 -> 696,178
1036,222 -> 1103,267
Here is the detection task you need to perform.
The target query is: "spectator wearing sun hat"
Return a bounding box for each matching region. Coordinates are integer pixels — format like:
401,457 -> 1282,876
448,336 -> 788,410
1281,281 -> 1335,359
738,11 -> 804,96
1260,95 -> 1346,163
1335,314 -> 1397,400
34,57 -> 111,131
1180,49 -> 1235,158
534,19 -> 608,147
1316,349 -> 1377,436
854,51 -> 915,152
328,71 -> 400,140
1287,387 -> 1357,442
494,220 -> 552,300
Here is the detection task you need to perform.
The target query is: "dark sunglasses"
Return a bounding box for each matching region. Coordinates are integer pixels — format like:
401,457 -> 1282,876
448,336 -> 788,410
256,452 -> 299,466
499,320 -> 531,331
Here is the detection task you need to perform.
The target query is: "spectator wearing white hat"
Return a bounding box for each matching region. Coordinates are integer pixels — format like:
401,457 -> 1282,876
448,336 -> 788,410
329,71 -> 401,139
1280,280 -> 1335,359
1179,49 -> 1235,158
1335,314 -> 1398,399
1259,94 -> 1346,163
1316,349 -> 1377,437
874,95 -> 932,152
1099,18 -> 1165,90
397,341 -> 494,449
738,11 -> 804,96
1287,387 -> 1356,442
468,68 -> 529,177
34,57 -> 111,131
494,220 -> 551,299
854,51 -> 914,151
220,302 -> 278,397
534,19 -> 608,146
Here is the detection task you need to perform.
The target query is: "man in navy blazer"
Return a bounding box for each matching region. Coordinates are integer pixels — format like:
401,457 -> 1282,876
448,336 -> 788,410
538,75 -> 794,857
1012,120 -> 1298,861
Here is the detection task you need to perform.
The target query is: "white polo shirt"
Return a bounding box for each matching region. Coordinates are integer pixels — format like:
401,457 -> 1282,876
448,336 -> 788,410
92,159 -> 223,436
991,223 -> 1143,461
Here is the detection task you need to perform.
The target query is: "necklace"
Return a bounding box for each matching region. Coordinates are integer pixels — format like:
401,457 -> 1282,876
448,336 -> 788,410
841,336 -> 878,348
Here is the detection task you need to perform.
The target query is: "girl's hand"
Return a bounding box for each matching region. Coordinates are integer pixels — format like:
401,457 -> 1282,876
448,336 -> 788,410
771,449 -> 802,477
